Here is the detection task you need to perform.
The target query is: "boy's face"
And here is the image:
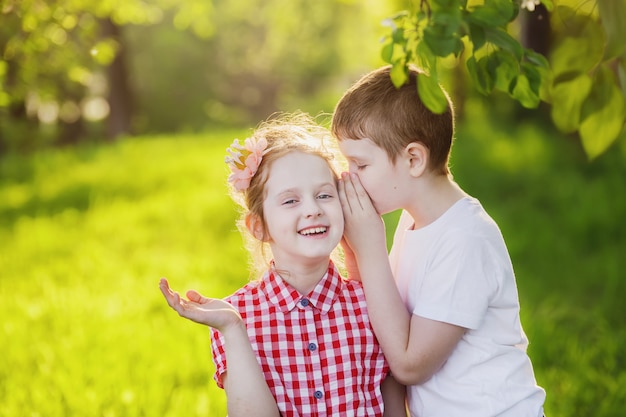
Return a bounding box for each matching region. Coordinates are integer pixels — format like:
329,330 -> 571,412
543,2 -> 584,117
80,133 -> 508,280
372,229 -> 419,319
338,137 -> 407,215
262,151 -> 344,268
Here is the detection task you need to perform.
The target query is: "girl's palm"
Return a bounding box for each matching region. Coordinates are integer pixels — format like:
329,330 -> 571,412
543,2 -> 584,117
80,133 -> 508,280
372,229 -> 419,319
159,278 -> 242,330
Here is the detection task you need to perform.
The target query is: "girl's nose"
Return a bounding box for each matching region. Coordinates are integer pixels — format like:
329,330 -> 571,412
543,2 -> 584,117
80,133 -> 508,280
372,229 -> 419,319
304,200 -> 323,218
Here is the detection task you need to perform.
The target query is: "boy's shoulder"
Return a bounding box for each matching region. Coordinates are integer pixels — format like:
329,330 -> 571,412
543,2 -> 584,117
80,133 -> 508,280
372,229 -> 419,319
439,197 -> 499,232
397,197 -> 503,248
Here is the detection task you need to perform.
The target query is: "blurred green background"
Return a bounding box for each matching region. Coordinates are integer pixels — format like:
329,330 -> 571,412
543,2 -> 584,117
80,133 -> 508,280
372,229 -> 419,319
1,0 -> 626,416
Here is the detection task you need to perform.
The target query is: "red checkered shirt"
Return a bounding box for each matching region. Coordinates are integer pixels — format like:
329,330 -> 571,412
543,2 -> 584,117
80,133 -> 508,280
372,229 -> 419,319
210,260 -> 389,416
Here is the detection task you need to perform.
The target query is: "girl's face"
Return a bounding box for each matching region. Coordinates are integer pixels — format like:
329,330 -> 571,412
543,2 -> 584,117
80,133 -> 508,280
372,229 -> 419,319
261,151 -> 343,269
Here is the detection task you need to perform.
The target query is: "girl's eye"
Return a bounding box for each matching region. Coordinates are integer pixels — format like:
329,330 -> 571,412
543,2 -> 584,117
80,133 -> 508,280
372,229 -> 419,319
317,193 -> 333,200
282,199 -> 298,205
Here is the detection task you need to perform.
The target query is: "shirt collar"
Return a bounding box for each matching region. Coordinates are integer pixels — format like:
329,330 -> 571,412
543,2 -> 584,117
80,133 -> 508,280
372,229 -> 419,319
260,260 -> 343,314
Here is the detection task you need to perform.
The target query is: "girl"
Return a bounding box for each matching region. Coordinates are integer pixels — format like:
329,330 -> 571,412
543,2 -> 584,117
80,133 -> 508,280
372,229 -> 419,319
160,113 -> 406,417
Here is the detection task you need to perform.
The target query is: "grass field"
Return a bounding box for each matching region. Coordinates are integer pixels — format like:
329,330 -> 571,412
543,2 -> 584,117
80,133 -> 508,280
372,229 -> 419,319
1,106 -> 625,416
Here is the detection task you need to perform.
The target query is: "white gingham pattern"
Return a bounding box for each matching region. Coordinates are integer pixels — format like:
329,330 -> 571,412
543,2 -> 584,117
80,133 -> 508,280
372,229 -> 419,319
211,261 -> 388,416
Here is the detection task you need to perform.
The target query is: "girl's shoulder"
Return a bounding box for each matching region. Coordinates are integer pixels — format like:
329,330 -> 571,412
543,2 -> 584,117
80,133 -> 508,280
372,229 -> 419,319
225,280 -> 264,304
340,276 -> 364,291
337,276 -> 367,303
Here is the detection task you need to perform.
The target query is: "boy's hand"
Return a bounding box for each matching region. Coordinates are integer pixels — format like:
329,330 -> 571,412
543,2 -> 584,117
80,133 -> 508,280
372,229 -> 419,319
338,172 -> 387,258
159,278 -> 242,331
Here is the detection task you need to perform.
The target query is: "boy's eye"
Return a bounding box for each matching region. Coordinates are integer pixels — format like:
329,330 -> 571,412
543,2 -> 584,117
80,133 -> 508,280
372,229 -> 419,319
351,161 -> 367,170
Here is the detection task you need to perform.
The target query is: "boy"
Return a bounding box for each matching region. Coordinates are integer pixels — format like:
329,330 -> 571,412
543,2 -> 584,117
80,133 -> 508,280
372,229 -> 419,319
332,65 -> 546,417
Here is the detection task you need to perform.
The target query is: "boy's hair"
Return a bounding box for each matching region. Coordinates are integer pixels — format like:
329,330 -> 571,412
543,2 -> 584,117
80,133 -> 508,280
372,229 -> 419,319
227,112 -> 342,278
331,65 -> 455,175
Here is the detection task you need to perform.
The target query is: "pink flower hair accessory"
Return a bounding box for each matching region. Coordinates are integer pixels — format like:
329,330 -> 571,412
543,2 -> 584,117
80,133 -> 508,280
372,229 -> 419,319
225,136 -> 269,191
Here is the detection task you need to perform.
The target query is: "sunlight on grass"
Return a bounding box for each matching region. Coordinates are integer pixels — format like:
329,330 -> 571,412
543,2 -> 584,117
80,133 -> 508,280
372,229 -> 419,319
0,133 -> 249,416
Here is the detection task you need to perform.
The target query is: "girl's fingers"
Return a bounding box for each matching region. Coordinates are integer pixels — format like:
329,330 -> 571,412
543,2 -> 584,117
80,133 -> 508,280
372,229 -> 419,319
187,290 -> 208,304
159,279 -> 188,313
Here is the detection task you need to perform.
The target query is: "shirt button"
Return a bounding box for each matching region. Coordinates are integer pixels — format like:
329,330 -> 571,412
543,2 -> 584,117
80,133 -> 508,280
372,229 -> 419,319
300,298 -> 310,307
314,390 -> 323,399
308,342 -> 317,351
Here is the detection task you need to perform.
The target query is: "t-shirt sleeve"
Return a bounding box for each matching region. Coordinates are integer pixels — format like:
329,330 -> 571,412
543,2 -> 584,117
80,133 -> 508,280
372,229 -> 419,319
412,233 -> 495,330
210,327 -> 227,389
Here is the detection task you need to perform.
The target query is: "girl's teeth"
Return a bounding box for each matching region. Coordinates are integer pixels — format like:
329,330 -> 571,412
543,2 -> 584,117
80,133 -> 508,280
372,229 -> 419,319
301,227 -> 326,235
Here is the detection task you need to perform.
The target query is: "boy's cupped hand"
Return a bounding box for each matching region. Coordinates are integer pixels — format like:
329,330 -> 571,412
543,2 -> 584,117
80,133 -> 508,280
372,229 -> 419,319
338,172 -> 387,257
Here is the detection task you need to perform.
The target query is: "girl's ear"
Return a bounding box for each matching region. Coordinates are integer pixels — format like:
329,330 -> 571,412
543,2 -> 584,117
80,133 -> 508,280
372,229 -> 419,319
404,142 -> 428,177
245,213 -> 267,241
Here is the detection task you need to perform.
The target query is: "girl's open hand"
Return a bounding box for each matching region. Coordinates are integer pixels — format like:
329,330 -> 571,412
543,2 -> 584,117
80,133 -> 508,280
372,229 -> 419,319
159,278 -> 242,331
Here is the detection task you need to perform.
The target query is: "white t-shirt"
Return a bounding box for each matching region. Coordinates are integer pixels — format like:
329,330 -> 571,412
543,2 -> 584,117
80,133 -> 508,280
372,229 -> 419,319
389,197 -> 546,417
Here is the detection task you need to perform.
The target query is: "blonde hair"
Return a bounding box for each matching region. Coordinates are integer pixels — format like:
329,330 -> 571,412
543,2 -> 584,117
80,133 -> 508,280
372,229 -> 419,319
331,65 -> 455,176
227,112 -> 344,279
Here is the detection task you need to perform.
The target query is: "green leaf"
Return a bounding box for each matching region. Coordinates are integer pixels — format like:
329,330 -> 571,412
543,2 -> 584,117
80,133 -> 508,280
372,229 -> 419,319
550,73 -> 593,133
550,6 -> 604,77
509,73 -> 540,109
392,27 -> 406,45
524,49 -> 549,69
428,9 -> 462,37
381,42 -> 394,64
557,41 -> 604,79
467,55 -> 494,95
598,0 -> 626,60
422,7 -> 464,57
390,62 -> 409,88
540,0 -> 555,12
430,0 -> 460,12
468,23 -> 486,50
417,73 -> 448,114
487,50 -> 519,92
484,27 -> 523,61
579,67 -> 626,159
423,31 -> 463,57
522,62 -> 542,95
414,41 -> 437,71
466,0 -> 516,27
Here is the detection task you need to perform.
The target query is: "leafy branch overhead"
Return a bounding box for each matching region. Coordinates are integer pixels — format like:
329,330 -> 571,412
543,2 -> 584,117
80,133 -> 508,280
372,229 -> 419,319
382,0 -> 626,159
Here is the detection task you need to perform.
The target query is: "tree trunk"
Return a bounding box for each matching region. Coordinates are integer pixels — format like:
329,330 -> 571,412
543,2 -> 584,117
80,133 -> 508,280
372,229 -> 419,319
101,18 -> 134,140
520,4 -> 551,57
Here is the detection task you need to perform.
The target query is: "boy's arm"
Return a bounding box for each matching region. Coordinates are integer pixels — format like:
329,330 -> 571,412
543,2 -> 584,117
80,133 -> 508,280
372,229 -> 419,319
159,279 -> 280,417
338,174 -> 465,385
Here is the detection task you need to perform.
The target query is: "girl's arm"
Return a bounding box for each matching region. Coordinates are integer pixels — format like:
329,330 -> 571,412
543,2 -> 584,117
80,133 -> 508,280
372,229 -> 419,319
220,322 -> 280,417
159,279 -> 280,417
381,375 -> 408,417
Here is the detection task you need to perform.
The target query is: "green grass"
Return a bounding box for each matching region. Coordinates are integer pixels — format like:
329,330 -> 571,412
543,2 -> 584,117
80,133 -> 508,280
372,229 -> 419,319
1,107 -> 625,416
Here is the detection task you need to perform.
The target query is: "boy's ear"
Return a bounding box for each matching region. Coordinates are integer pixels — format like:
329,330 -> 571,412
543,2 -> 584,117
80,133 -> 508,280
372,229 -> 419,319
245,213 -> 267,241
404,142 -> 428,177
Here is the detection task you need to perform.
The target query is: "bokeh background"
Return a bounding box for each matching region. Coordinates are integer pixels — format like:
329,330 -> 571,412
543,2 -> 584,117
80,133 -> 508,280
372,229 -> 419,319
1,0 -> 625,416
